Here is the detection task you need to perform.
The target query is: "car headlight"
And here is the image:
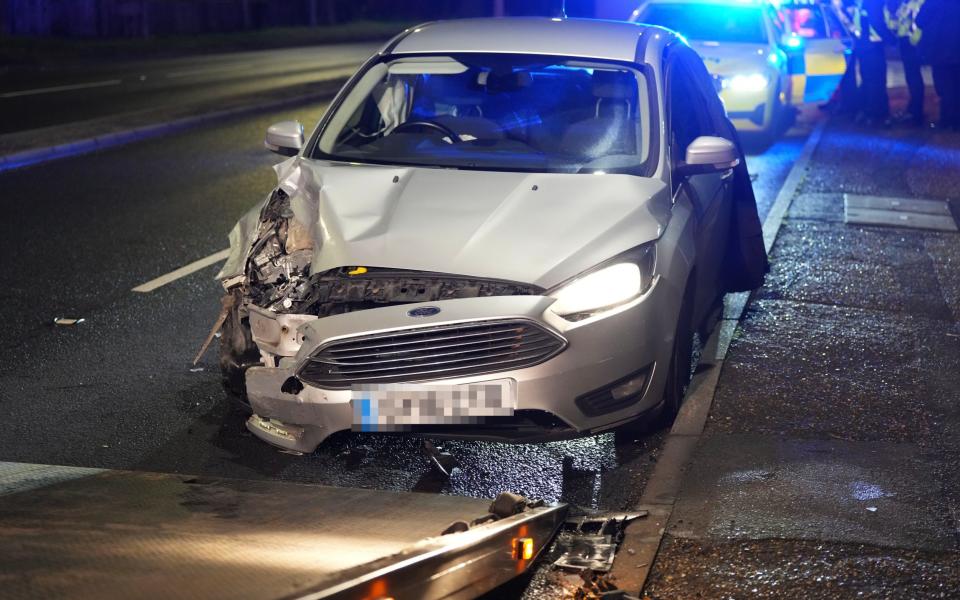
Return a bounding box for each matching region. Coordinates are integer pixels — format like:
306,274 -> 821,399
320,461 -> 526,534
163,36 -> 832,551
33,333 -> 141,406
548,245 -> 656,321
728,73 -> 770,93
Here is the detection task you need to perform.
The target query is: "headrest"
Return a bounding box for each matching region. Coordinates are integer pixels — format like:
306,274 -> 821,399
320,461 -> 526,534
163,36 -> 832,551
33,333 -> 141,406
485,70 -> 534,93
426,72 -> 485,106
592,70 -> 635,100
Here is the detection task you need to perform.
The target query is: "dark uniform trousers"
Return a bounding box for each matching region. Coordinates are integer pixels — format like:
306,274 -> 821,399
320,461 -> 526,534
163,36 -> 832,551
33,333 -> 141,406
859,42 -> 890,120
932,64 -> 960,128
899,38 -> 925,119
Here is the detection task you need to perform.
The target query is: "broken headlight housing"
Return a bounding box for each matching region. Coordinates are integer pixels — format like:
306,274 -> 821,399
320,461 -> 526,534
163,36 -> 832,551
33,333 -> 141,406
548,244 -> 656,322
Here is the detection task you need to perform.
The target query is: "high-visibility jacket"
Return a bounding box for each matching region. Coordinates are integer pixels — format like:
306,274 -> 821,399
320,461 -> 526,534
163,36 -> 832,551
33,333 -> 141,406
884,0 -> 925,45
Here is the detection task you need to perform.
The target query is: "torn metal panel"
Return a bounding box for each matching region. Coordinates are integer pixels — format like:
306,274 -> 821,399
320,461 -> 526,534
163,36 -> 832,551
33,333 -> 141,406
553,512 -> 648,573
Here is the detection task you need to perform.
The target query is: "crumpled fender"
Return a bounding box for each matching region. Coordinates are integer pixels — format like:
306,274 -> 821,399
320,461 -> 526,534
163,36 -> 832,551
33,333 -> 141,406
216,156 -> 318,284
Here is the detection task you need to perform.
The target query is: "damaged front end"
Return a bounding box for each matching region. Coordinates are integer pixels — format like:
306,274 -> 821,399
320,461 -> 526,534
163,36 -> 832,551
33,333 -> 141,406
210,185 -> 543,417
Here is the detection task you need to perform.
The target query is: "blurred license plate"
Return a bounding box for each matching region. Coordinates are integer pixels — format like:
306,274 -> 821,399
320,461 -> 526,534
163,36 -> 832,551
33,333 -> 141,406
351,380 -> 516,431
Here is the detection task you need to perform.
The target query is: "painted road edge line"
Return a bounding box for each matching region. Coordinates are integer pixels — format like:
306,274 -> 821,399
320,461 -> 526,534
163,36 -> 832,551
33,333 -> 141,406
0,79 -> 122,99
132,249 -> 230,293
608,119 -> 829,595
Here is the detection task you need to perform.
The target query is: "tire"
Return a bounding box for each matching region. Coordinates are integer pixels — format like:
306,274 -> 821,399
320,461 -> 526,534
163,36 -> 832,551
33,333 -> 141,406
218,297 -> 262,410
617,282 -> 697,439
661,284 -> 697,421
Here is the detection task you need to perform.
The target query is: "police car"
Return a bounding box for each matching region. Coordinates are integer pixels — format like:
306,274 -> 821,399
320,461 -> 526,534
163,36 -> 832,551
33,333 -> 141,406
631,0 -> 793,141
778,0 -> 850,105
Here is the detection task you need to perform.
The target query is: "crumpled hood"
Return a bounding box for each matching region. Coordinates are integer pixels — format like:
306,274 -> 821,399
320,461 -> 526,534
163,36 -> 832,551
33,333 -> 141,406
220,158 -> 671,290
692,42 -> 772,77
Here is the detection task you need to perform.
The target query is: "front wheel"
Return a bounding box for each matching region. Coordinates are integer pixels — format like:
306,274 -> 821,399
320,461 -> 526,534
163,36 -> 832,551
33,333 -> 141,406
661,287 -> 697,421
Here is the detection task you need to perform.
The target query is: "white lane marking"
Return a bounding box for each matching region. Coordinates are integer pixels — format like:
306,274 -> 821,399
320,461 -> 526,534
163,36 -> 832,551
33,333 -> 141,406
0,79 -> 122,99
131,248 -> 230,293
611,120 -> 829,593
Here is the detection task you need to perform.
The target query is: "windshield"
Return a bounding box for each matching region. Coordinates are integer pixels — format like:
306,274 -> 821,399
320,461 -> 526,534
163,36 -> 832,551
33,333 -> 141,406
638,4 -> 768,44
313,54 -> 653,174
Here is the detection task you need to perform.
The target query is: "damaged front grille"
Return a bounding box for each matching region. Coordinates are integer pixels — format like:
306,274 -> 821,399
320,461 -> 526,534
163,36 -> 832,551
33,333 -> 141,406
297,319 -> 567,388
254,268 -> 544,317
245,189 -> 543,316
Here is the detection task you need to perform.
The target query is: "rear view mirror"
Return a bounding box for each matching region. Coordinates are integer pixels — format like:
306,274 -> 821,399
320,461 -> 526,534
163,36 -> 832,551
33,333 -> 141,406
265,121 -> 304,156
677,136 -> 739,177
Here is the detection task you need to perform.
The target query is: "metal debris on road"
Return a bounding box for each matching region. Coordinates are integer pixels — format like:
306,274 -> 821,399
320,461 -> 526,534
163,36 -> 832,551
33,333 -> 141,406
422,440 -> 460,478
189,367 -> 204,373
554,511 -> 648,573
53,318 -> 85,326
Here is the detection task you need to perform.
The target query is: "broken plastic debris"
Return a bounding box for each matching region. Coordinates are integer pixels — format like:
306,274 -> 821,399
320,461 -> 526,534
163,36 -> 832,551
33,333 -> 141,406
189,367 -> 204,373
866,506 -> 878,512
422,440 -> 460,477
53,317 -> 85,326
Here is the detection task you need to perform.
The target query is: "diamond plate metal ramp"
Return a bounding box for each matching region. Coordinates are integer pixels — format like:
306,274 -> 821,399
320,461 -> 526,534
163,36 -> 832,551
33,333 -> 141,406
0,462 -> 565,600
844,194 -> 958,232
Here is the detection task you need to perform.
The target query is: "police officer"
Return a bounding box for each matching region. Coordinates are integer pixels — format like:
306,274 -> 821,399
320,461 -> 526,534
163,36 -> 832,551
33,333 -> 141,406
826,0 -> 864,115
885,0 -> 926,124
854,0 -> 896,125
917,0 -> 960,130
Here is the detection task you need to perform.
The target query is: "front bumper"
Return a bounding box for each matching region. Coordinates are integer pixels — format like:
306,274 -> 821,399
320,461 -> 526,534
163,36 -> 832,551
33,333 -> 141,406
721,79 -> 783,132
244,281 -> 676,453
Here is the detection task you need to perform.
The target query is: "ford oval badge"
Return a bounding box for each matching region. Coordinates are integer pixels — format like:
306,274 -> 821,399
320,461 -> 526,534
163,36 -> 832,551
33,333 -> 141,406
408,306 -> 441,318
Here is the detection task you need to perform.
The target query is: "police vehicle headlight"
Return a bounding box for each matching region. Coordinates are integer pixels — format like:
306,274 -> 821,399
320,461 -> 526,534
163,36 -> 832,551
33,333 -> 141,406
549,245 -> 656,321
728,73 -> 770,92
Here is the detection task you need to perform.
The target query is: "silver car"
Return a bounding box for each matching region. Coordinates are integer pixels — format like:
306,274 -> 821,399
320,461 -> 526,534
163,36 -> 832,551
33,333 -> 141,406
214,17 -> 766,453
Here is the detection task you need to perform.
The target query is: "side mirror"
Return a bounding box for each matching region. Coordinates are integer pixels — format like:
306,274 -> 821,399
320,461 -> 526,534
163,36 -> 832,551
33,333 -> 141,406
264,121 -> 304,156
677,136 -> 740,177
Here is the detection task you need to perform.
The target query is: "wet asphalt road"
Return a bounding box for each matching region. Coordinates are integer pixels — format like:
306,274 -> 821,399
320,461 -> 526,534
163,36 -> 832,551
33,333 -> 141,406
0,45 -> 373,134
0,99 -> 802,509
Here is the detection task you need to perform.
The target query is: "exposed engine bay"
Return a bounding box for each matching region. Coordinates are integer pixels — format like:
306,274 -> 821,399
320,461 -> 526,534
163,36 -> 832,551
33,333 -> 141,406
243,188 -> 543,317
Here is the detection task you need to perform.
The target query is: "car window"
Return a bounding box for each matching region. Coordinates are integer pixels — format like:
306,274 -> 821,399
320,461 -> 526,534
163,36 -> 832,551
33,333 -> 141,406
313,54 -> 654,175
821,4 -> 847,38
638,3 -> 768,44
667,50 -> 716,174
783,5 -> 829,38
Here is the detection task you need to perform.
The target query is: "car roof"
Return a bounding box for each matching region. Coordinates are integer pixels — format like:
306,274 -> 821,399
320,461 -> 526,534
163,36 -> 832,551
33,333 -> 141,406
385,18 -> 656,63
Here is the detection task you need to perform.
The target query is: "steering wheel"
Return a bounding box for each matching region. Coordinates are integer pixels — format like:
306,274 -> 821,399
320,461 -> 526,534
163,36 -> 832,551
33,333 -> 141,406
392,120 -> 461,143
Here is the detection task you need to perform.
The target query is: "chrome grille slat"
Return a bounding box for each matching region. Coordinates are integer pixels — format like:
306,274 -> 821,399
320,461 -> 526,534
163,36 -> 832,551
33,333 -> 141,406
298,319 -> 566,388
321,342 -> 559,374
325,325 -> 531,352
303,355 -> 552,385
313,333 -> 553,364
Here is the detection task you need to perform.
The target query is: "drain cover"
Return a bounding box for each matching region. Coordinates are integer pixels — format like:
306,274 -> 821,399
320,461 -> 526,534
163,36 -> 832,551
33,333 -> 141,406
844,194 -> 958,232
